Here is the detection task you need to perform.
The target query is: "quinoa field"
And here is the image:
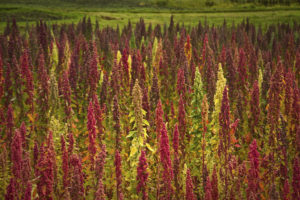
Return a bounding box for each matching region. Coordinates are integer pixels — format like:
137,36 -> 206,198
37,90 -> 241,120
0,13 -> 299,200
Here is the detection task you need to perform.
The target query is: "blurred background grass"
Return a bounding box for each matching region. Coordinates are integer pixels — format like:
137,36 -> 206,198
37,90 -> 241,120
0,0 -> 299,30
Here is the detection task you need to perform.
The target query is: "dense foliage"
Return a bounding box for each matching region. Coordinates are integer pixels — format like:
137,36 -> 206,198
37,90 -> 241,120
0,17 -> 299,199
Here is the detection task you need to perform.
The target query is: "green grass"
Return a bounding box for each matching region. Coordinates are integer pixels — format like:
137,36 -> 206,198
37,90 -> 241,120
0,7 -> 73,22
0,2 -> 299,31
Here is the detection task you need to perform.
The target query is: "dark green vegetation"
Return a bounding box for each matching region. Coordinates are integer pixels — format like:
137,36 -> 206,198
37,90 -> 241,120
0,0 -> 300,31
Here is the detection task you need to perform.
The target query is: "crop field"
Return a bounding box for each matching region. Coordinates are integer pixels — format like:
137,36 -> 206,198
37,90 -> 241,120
0,1 -> 299,200
1,3 -> 300,30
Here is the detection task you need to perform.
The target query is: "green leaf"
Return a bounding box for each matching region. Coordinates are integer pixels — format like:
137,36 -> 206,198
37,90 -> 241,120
128,146 -> 138,160
129,110 -> 133,117
146,143 -> 154,152
130,116 -> 135,123
127,130 -> 136,138
143,119 -> 150,126
183,163 -> 187,176
139,136 -> 144,146
143,128 -> 148,137
133,122 -> 137,129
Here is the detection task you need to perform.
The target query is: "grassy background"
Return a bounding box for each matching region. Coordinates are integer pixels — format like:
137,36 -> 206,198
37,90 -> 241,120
0,1 -> 300,31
